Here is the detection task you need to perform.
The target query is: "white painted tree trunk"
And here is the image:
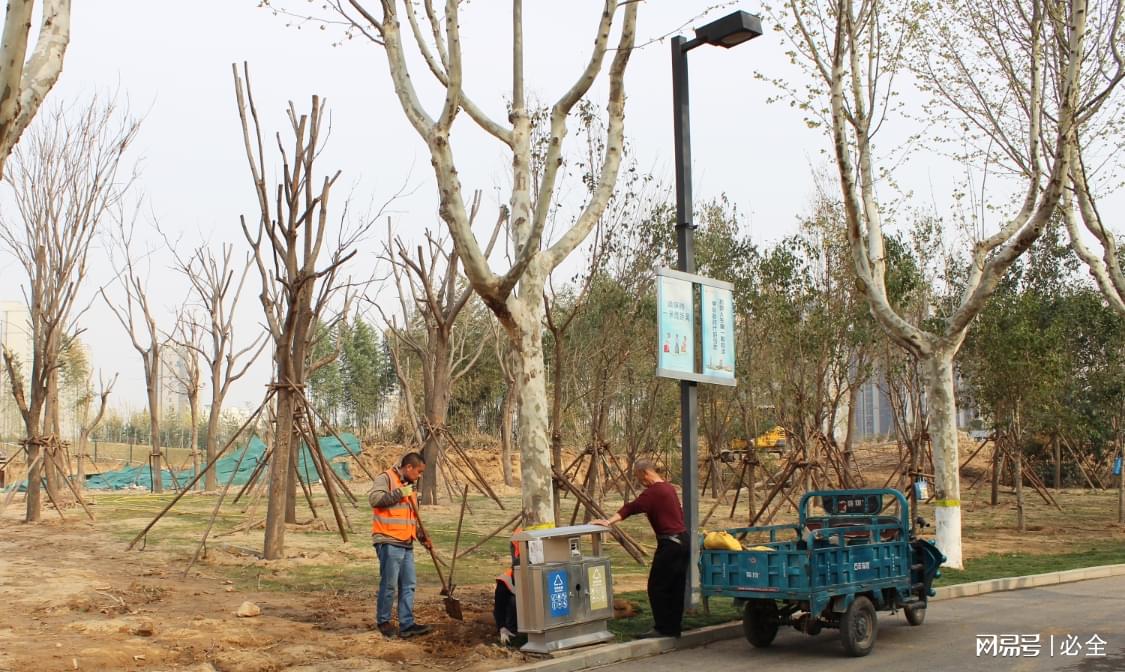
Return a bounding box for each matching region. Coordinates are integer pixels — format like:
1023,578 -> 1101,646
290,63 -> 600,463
510,294 -> 554,528
921,349 -> 963,569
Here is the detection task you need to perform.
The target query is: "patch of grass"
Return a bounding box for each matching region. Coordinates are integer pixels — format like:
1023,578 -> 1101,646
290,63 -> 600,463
935,540 -> 1125,586
608,589 -> 741,640
223,561 -> 373,593
80,488 -> 1125,609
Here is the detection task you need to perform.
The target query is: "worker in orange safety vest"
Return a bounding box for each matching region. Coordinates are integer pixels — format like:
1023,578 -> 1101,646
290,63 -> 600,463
369,452 -> 431,639
494,526 -> 522,644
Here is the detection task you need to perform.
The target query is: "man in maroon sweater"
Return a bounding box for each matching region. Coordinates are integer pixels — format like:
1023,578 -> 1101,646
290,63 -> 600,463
592,459 -> 688,638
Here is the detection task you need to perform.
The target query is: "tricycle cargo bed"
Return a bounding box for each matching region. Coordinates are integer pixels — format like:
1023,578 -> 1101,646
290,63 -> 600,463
698,488 -> 946,658
701,533 -> 911,597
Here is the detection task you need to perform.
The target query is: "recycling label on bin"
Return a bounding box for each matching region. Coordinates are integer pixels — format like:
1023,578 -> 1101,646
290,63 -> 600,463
547,569 -> 570,617
587,565 -> 608,611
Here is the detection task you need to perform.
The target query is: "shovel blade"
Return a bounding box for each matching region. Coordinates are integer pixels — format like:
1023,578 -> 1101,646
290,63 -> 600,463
444,596 -> 463,620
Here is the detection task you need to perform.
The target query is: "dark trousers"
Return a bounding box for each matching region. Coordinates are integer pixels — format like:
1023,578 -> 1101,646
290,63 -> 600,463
648,533 -> 689,636
493,581 -> 518,633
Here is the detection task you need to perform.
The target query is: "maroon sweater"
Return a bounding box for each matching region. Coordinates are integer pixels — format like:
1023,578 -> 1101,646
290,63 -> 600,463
616,481 -> 687,536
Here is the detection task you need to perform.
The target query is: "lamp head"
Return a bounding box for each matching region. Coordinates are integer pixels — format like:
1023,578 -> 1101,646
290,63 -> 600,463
694,11 -> 764,48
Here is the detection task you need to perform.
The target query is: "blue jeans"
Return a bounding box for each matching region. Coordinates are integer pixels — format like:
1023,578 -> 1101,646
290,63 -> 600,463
376,543 -> 416,628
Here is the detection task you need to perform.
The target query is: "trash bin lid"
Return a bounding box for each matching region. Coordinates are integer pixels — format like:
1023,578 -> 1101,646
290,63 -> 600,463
512,524 -> 607,541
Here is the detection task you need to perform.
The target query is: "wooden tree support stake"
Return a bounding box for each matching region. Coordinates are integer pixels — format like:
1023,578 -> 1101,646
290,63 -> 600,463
455,511 -> 524,562
0,453 -> 42,516
1062,438 -> 1100,490
728,458 -> 750,519
748,460 -> 799,528
1020,461 -> 1062,511
960,437 -> 992,471
443,446 -> 493,504
185,437 -> 259,576
442,429 -> 504,510
233,447 -> 273,504
295,423 -> 349,541
47,447 -> 95,521
126,389 -> 275,551
552,467 -> 646,563
292,449 -> 321,521
305,394 -> 381,481
300,404 -> 359,509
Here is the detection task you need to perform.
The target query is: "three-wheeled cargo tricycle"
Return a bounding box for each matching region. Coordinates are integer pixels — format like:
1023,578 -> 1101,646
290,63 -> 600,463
700,488 -> 945,657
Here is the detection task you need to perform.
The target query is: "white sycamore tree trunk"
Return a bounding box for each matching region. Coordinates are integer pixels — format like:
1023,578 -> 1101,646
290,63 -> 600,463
511,280 -> 552,518
1061,0 -> 1125,320
921,348 -> 962,565
335,0 -> 638,527
0,0 -> 71,177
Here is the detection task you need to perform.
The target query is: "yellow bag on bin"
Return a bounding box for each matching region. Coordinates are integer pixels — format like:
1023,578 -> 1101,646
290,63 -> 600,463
703,530 -> 743,551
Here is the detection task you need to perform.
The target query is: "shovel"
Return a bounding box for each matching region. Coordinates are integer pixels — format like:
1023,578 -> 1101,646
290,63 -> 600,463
409,498 -> 463,620
445,486 -> 471,614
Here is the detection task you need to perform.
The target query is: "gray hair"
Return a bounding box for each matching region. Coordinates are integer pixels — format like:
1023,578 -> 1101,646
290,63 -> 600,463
632,458 -> 657,476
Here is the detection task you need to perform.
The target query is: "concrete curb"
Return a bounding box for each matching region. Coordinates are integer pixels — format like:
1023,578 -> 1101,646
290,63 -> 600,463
931,562 -> 1125,601
497,563 -> 1125,672
498,622 -> 742,672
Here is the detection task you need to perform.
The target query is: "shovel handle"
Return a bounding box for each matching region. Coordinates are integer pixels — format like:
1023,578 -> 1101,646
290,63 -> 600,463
447,485 -> 470,593
407,499 -> 450,593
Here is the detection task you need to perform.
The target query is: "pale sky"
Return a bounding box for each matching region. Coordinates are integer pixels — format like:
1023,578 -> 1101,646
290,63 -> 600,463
2,1 -> 1102,414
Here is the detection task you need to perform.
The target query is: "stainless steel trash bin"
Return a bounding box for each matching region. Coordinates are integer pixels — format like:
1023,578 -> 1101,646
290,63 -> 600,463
512,524 -> 615,653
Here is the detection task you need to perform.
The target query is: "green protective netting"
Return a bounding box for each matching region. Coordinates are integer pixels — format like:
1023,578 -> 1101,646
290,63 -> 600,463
6,433 -> 358,492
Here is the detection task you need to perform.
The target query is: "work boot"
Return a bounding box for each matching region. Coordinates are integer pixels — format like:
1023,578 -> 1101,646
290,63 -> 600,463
377,621 -> 397,638
399,623 -> 432,638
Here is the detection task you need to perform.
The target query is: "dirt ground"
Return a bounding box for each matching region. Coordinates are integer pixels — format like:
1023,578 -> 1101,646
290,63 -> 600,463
1,438 -> 1123,672
0,512 -> 525,672
0,439 -> 630,672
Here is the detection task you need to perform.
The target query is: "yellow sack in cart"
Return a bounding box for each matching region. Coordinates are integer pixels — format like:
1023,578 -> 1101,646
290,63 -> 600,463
703,530 -> 743,551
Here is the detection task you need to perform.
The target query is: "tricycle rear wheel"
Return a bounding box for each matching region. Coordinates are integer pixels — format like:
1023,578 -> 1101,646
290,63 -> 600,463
840,596 -> 877,657
742,600 -> 780,648
904,603 -> 926,626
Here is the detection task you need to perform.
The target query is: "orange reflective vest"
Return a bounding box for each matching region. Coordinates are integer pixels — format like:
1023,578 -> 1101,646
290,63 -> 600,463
496,527 -> 523,591
371,468 -> 418,542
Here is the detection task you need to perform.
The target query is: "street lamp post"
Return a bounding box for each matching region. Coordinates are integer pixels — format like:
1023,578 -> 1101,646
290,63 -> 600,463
671,10 -> 762,611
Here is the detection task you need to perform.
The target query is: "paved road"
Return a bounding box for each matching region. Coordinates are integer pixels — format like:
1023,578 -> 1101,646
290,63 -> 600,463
599,575 -> 1125,672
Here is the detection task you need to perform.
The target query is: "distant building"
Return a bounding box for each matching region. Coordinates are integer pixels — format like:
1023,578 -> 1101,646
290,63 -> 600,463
850,371 -> 976,442
0,301 -> 32,369
852,376 -> 897,440
160,344 -> 195,417
0,301 -> 32,438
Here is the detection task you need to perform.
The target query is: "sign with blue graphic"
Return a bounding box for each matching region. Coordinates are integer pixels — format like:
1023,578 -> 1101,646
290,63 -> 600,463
657,274 -> 694,376
1114,456 -> 1122,476
547,569 -> 570,618
701,284 -> 735,381
655,268 -> 737,387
